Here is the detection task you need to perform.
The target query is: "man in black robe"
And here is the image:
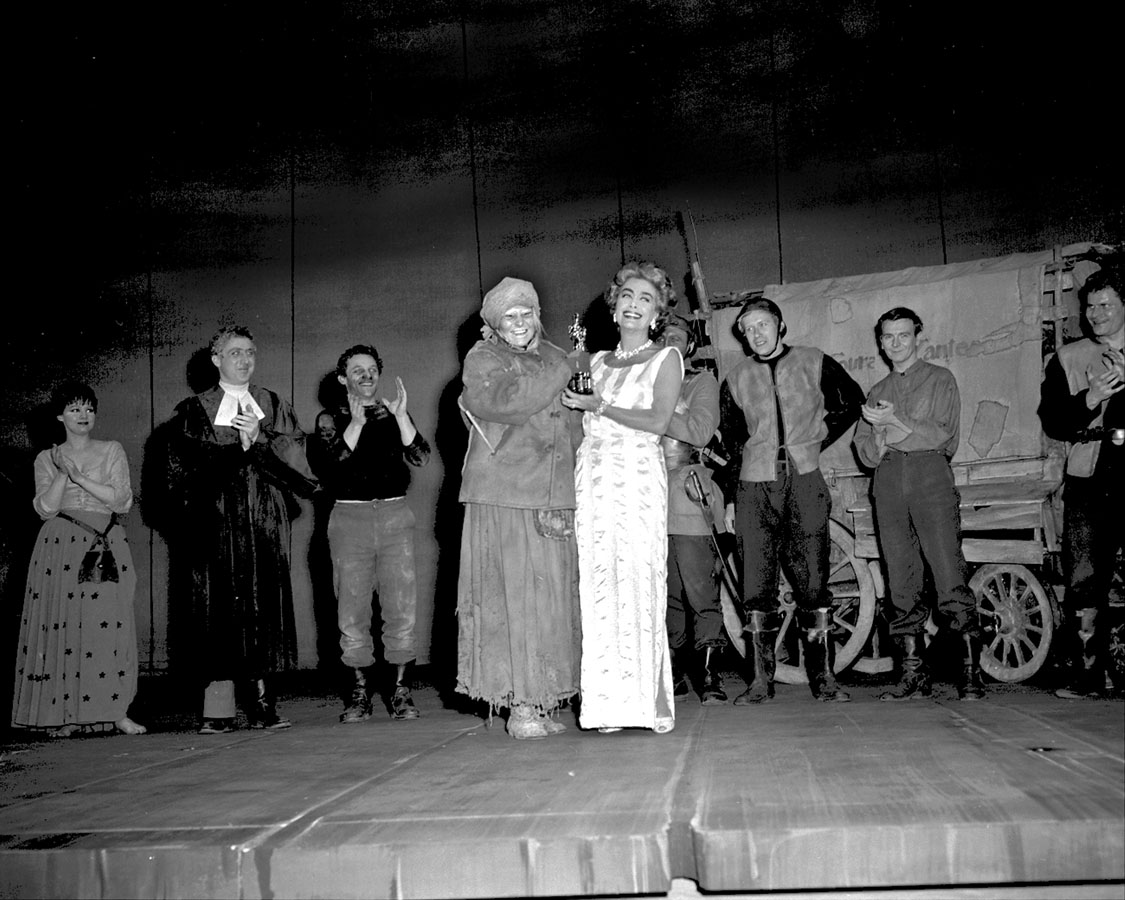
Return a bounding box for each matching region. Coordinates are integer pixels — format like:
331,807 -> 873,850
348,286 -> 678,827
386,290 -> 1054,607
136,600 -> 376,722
170,325 -> 315,734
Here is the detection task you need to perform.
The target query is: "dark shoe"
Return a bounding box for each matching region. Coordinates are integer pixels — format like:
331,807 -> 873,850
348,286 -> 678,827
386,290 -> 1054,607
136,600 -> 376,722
957,632 -> 986,701
734,611 -> 778,705
198,718 -> 236,735
880,633 -> 932,701
699,645 -> 728,704
670,648 -> 692,698
391,685 -> 420,720
801,608 -> 850,703
389,661 -> 421,720
249,678 -> 292,729
341,668 -> 373,724
1055,608 -> 1104,699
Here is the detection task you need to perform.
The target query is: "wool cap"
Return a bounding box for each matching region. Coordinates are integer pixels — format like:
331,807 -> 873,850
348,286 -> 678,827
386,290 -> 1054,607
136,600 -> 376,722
481,277 -> 540,330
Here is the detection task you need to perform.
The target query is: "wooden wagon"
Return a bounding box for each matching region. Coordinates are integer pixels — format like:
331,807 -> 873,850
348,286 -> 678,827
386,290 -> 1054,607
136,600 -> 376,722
701,242 -> 1111,685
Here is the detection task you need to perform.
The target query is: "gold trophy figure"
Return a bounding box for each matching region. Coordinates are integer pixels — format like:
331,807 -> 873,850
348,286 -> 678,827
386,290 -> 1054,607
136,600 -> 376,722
567,313 -> 593,395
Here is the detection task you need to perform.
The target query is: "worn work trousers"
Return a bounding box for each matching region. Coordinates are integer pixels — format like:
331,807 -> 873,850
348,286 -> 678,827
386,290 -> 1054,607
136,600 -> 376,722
735,468 -> 831,615
328,498 -> 418,668
873,450 -> 977,636
1063,472 -> 1124,612
667,534 -> 727,650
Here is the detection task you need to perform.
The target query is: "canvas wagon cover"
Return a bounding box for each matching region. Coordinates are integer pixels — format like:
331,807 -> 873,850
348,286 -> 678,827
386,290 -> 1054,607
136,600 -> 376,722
709,251 -> 1058,478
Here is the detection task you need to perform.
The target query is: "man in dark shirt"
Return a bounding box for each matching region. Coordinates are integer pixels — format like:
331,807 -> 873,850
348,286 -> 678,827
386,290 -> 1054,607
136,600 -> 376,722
718,298 -> 864,704
311,344 -> 431,722
854,307 -> 984,702
1038,262 -> 1124,698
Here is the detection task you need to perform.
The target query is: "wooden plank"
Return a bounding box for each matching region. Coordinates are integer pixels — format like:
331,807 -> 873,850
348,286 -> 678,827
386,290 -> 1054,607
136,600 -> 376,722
691,697 -> 1125,893
962,538 -> 1044,565
959,502 -> 1042,532
2,690 -> 1121,899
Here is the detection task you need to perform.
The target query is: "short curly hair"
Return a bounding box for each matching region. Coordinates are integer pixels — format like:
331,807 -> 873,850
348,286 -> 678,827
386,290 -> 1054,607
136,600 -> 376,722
1080,261 -> 1124,303
335,344 -> 383,379
604,261 -> 678,339
209,325 -> 255,356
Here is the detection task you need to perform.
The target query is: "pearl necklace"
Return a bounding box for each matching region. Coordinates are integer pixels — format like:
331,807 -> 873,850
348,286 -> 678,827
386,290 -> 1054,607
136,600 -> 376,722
614,339 -> 653,360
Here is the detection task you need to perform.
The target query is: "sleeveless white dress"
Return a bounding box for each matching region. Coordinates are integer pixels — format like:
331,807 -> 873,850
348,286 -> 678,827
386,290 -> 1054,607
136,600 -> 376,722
575,346 -> 682,732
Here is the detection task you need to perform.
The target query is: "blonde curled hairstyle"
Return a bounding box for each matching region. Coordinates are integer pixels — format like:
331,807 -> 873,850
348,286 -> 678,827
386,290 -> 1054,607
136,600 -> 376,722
604,261 -> 678,339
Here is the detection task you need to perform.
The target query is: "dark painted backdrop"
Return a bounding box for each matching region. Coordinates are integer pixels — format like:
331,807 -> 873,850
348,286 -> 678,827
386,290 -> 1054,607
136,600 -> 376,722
6,1 -> 1121,684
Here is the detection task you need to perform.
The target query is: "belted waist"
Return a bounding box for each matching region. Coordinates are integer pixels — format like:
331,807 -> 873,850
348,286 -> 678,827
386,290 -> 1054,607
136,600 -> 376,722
335,496 -> 406,504
661,436 -> 694,469
883,448 -> 947,458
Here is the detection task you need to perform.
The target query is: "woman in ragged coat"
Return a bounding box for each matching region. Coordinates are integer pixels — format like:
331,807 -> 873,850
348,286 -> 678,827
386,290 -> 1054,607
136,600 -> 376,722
455,276 -> 586,739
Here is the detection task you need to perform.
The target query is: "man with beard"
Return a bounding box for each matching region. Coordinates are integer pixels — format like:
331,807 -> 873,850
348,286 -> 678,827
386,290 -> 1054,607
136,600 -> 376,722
311,344 -> 431,722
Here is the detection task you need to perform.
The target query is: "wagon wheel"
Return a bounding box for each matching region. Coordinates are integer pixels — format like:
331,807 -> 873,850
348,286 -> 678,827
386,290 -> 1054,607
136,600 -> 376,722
970,563 -> 1056,683
774,520 -> 877,685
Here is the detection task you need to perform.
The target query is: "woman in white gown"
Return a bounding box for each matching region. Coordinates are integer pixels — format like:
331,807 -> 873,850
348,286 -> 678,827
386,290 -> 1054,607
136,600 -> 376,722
562,261 -> 684,733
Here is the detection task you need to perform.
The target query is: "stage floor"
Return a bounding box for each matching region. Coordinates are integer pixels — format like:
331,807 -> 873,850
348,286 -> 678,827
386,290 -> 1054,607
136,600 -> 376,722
1,677 -> 1122,899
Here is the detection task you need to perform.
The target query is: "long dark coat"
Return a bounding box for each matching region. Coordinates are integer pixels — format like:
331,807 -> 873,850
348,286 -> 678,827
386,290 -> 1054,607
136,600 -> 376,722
168,385 -> 315,681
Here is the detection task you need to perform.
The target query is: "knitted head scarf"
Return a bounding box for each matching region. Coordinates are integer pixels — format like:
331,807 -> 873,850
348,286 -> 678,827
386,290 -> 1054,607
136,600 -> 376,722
480,277 -> 540,341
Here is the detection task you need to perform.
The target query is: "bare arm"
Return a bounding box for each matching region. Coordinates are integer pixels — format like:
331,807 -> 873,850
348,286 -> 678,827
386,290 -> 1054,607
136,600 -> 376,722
562,349 -> 684,435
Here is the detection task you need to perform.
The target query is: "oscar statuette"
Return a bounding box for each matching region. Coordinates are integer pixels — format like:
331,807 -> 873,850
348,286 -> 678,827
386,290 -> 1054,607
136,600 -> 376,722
567,314 -> 593,394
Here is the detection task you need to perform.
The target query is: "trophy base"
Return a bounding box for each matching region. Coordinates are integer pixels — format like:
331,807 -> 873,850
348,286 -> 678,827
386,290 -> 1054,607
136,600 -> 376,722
569,373 -> 593,395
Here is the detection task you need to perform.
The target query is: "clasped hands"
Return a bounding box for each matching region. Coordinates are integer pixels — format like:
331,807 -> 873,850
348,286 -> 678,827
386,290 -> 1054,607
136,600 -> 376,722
860,399 -> 910,445
50,446 -> 83,482
348,376 -> 410,427
232,410 -> 261,448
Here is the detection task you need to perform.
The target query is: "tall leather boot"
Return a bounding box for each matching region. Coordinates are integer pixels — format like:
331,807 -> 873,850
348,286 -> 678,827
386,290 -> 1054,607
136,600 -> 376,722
699,645 -> 728,704
801,608 -> 850,702
670,647 -> 692,697
390,661 -> 421,720
733,611 -> 779,705
249,678 -> 292,729
879,634 -> 932,701
340,667 -> 373,723
1056,608 -> 1104,699
957,632 -> 986,701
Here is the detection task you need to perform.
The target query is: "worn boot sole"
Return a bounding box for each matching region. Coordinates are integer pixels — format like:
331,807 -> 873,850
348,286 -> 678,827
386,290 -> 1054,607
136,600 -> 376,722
733,686 -> 773,705
879,687 -> 932,701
